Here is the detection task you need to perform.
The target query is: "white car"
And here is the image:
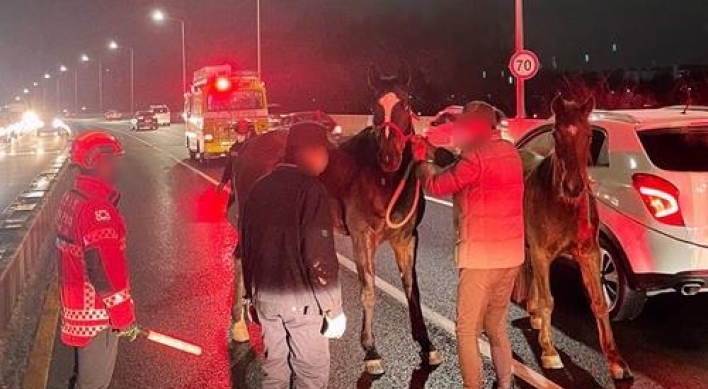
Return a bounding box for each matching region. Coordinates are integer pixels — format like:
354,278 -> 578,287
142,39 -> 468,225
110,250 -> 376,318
517,107 -> 708,320
150,104 -> 171,126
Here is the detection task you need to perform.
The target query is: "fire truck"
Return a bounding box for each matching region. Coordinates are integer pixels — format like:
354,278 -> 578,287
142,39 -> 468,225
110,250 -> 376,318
183,65 -> 268,162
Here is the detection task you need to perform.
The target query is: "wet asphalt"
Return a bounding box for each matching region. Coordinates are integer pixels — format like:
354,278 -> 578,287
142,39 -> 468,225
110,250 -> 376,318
44,120 -> 708,389
0,131 -> 67,211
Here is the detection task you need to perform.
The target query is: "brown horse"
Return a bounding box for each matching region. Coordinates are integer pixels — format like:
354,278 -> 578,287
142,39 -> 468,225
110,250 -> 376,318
524,96 -> 632,380
232,67 -> 443,375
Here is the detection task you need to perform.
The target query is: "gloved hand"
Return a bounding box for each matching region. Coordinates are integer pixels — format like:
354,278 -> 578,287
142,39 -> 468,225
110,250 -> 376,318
410,136 -> 430,162
322,312 -> 346,339
116,323 -> 141,342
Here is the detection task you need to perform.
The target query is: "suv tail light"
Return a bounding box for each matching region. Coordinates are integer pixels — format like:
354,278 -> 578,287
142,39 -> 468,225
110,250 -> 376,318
632,173 -> 684,226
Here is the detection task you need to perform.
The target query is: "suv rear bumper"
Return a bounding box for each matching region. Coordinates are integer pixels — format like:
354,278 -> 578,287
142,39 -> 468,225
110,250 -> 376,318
634,270 -> 708,292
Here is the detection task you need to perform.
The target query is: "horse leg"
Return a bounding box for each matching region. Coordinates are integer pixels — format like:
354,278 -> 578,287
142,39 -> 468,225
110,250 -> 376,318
352,232 -> 385,375
390,232 -> 443,366
527,275 -> 542,330
577,247 -> 633,380
230,247 -> 250,342
533,250 -> 563,370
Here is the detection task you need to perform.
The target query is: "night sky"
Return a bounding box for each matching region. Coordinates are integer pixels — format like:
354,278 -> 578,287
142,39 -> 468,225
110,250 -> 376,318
1,0 -> 707,113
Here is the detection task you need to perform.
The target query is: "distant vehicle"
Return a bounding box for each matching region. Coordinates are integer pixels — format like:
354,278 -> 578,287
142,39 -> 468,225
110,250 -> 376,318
278,111 -> 341,135
150,104 -> 171,126
518,107 -> 708,321
104,110 -> 123,121
37,118 -> 69,136
183,64 -> 268,162
130,111 -> 158,131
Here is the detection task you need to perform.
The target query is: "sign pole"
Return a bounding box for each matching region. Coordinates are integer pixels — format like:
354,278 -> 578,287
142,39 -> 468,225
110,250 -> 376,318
514,0 -> 526,118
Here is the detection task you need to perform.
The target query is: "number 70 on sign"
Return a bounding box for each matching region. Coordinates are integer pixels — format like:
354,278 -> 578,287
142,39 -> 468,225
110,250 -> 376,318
509,49 -> 540,80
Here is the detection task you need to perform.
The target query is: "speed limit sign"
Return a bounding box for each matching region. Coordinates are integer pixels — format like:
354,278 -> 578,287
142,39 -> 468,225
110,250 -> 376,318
509,50 -> 540,80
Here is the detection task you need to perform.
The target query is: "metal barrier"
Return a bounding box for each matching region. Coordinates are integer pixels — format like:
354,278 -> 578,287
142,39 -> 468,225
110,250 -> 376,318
0,153 -> 72,332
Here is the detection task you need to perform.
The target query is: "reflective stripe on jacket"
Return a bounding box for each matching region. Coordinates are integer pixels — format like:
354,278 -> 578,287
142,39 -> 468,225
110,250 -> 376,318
56,175 -> 135,347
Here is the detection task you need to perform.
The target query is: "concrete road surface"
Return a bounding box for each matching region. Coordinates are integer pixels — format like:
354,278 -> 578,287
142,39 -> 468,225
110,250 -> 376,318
30,120 -> 708,389
0,131 -> 68,211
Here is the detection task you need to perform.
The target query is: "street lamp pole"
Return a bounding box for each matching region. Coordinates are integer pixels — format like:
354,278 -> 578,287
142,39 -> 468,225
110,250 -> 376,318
257,0 -> 261,77
180,19 -> 186,93
98,57 -> 104,113
152,10 -> 187,94
108,40 -> 135,113
74,67 -> 79,113
514,0 -> 526,119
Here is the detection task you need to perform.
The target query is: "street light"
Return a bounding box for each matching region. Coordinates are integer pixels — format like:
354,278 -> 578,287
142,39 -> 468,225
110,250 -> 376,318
33,82 -> 39,87
108,40 -> 135,112
14,96 -> 20,102
23,88 -> 29,94
152,9 -> 187,93
55,65 -> 68,112
81,54 -> 90,63
44,73 -> 51,79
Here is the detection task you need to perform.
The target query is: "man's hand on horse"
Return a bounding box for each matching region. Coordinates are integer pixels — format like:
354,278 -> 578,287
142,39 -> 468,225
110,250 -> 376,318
410,135 -> 432,162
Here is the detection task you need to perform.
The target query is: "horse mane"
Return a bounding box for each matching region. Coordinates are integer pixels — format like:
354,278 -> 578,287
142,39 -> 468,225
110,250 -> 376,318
338,127 -> 381,169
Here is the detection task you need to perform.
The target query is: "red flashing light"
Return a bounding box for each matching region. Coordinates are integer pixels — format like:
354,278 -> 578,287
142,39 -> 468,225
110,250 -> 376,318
632,173 -> 684,226
215,77 -> 232,92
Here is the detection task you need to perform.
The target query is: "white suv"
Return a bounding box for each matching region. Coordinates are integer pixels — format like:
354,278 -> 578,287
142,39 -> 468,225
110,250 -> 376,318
517,107 -> 708,320
150,104 -> 171,126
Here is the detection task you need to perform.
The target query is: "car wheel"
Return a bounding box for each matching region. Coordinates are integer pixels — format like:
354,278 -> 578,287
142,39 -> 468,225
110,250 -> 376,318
599,236 -> 646,321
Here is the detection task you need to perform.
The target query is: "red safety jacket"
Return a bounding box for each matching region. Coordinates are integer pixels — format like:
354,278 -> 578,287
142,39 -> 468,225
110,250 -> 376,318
55,175 -> 135,347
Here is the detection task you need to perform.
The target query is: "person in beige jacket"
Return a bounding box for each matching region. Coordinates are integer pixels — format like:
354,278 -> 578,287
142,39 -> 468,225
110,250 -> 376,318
411,101 -> 525,389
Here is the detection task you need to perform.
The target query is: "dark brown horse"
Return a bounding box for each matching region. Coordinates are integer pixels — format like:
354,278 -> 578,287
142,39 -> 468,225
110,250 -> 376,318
232,67 -> 442,375
524,96 -> 632,380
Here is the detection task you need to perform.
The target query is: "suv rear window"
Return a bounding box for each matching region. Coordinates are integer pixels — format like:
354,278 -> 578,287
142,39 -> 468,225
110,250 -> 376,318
152,107 -> 168,113
639,128 -> 708,171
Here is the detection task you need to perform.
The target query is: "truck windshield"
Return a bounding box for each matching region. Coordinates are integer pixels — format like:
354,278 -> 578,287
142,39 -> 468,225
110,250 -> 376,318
639,127 -> 708,172
207,90 -> 264,111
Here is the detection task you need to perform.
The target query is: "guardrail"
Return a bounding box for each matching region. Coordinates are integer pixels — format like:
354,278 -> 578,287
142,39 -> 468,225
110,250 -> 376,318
329,114 -> 433,136
0,153 -> 71,333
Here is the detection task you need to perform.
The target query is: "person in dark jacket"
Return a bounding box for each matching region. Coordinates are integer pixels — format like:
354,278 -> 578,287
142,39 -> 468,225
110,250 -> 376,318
240,122 -> 345,389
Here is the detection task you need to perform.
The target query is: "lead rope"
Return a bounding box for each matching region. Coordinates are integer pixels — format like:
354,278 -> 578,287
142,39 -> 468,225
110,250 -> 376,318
384,161 -> 421,229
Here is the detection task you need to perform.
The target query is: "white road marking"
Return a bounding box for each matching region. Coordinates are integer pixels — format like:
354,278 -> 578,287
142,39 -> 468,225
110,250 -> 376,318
112,124 -> 565,389
337,253 -> 564,389
425,195 -> 452,207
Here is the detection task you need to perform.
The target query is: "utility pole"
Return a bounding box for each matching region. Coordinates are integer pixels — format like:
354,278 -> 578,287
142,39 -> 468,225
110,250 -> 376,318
257,0 -> 262,77
514,0 -> 526,118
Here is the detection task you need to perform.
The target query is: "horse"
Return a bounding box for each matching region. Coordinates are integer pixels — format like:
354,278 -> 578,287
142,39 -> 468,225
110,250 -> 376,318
524,96 -> 633,380
231,67 -> 443,375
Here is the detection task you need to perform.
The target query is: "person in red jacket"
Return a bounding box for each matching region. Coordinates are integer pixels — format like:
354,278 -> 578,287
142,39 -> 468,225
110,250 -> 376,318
56,131 -> 138,389
411,102 -> 524,389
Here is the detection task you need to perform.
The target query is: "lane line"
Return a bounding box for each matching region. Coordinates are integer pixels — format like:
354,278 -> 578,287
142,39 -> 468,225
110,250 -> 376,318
425,195 -> 452,207
337,253 -> 564,389
112,126 -> 565,389
21,283 -> 60,389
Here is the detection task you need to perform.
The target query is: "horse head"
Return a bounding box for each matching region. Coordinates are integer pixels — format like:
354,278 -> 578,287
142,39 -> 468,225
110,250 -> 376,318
551,95 -> 595,199
368,66 -> 414,173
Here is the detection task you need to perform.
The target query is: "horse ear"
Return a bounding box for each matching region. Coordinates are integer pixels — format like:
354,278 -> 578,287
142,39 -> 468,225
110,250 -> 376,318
397,66 -> 411,87
580,96 -> 596,117
551,95 -> 565,116
368,66 -> 383,91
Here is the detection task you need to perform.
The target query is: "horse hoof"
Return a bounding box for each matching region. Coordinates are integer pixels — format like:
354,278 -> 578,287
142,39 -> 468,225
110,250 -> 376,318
364,359 -> 385,376
530,316 -> 542,330
231,320 -> 250,343
610,364 -> 634,380
541,355 -> 564,370
425,350 -> 444,366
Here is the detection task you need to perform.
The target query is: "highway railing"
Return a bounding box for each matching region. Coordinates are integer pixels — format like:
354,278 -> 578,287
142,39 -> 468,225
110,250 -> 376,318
0,153 -> 71,333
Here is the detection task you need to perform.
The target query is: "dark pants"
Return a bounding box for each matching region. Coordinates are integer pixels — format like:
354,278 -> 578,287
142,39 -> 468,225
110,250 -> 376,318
257,304 -> 330,389
70,330 -> 119,389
